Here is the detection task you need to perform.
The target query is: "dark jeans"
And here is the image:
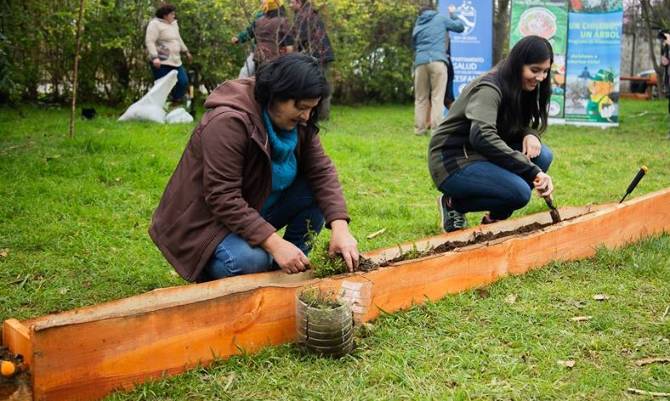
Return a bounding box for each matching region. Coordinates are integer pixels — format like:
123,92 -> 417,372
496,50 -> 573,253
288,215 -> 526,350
202,176 -> 324,280
151,64 -> 188,102
439,144 -> 553,220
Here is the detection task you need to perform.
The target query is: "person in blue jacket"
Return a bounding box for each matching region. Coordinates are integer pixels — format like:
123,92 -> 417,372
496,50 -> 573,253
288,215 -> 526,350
412,3 -> 464,135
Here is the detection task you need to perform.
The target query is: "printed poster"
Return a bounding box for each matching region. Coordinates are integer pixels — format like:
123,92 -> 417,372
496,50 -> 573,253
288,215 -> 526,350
439,0 -> 494,96
564,0 -> 623,126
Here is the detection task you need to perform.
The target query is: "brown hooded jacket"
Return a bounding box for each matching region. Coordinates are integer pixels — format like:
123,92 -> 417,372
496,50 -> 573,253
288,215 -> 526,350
149,78 -> 349,281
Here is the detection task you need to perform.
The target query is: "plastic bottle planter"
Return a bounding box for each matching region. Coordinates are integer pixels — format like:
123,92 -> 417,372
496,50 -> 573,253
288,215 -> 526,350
295,288 -> 354,357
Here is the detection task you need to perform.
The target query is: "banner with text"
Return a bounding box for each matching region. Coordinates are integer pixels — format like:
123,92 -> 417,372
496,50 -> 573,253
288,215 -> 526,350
564,0 -> 623,126
439,0 -> 493,96
510,0 -> 568,120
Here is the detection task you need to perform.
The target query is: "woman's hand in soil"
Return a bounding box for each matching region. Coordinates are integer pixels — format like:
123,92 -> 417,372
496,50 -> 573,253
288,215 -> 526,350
533,172 -> 553,197
262,233 -> 310,274
329,220 -> 359,272
522,134 -> 541,159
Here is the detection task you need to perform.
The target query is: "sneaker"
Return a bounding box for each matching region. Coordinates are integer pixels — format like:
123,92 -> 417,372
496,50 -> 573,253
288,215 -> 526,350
438,194 -> 467,232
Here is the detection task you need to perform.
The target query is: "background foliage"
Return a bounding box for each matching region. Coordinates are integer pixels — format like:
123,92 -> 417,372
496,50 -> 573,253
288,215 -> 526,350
0,0 -> 423,105
1,0 -> 668,105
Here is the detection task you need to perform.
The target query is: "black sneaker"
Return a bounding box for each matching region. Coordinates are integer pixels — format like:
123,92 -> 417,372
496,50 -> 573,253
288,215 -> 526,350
438,194 -> 466,232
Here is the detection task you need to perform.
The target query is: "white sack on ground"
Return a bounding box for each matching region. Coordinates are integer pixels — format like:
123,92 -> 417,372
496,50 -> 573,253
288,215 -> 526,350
165,107 -> 194,124
118,70 -> 178,123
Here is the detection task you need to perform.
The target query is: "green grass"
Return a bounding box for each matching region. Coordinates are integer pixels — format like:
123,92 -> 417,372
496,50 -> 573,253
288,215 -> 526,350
0,100 -> 669,400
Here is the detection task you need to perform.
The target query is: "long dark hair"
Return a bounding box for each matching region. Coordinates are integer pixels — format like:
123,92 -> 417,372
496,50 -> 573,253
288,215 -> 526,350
495,35 -> 553,139
254,53 -> 330,126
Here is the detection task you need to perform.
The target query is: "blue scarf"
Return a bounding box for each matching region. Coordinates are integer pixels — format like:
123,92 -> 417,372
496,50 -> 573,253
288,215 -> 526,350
261,109 -> 298,211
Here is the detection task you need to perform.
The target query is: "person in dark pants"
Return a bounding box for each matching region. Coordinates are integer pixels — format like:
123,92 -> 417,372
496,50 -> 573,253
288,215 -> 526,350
659,30 -> 670,138
429,35 -> 555,232
149,54 -> 359,282
145,3 -> 191,104
289,0 -> 335,120
252,1 -> 294,68
231,2 -> 264,78
444,39 -> 456,110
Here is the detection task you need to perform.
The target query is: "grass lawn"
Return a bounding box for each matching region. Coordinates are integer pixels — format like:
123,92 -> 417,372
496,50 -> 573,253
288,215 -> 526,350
0,100 -> 669,400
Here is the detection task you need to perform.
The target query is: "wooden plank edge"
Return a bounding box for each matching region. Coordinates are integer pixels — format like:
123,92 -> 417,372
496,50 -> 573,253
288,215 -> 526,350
30,286 -> 299,401
336,187 -> 670,322
2,318 -> 32,366
28,271 -> 317,331
19,187 -> 670,401
21,187 -> 670,332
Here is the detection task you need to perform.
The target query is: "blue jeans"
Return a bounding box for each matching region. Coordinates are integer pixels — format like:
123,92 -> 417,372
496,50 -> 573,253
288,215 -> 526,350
151,64 -> 188,102
202,177 -> 325,280
439,144 -> 553,220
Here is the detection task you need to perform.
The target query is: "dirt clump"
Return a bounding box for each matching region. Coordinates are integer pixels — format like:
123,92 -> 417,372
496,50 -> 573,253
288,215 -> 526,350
361,221 -> 555,270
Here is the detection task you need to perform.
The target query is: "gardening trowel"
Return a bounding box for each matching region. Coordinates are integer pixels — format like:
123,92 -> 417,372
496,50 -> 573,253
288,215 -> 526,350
619,166 -> 648,203
543,195 -> 562,224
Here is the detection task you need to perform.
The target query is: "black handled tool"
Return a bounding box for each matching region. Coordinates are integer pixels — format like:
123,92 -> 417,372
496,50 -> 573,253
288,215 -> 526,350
543,195 -> 562,224
619,166 -> 648,203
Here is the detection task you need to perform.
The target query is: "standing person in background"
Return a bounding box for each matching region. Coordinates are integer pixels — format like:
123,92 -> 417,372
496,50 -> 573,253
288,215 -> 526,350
253,0 -> 294,68
290,0 -> 335,120
231,0 -> 264,78
145,3 -> 192,106
659,30 -> 670,139
412,3 -> 464,135
231,15 -> 262,78
429,36 -> 555,232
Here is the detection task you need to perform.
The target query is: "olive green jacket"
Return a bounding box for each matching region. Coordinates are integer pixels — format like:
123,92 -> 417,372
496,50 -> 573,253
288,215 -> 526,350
428,74 -> 542,189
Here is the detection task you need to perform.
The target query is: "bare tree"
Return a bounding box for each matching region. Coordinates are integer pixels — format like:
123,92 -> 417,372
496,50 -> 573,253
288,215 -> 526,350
69,0 -> 86,138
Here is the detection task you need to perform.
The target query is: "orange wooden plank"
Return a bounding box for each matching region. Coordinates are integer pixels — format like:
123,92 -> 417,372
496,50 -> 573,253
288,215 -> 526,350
346,189 -> 670,321
4,188 -> 670,401
30,287 -> 300,401
2,319 -> 32,366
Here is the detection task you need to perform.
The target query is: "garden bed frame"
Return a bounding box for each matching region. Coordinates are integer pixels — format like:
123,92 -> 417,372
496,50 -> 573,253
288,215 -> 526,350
3,188 -> 670,401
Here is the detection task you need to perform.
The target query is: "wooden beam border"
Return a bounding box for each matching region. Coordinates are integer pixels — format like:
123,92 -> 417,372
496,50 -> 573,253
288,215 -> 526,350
3,188 -> 670,401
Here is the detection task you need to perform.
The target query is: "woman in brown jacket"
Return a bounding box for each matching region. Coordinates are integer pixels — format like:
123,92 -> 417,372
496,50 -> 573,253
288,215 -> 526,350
253,0 -> 294,67
149,54 -> 359,282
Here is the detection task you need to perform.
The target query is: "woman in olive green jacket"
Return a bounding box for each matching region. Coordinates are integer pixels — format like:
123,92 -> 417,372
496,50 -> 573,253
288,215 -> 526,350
429,35 -> 555,232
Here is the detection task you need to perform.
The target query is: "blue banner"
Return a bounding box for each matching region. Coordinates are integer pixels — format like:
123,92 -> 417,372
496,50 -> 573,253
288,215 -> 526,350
439,0 -> 493,96
564,2 -> 623,126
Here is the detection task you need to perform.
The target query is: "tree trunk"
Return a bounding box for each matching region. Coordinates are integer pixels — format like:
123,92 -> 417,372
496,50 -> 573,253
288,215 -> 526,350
640,0 -> 663,96
69,0 -> 86,138
493,0 -> 511,65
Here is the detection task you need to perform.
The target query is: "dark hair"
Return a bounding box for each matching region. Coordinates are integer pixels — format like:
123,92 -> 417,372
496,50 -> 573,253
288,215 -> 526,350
495,35 -> 553,138
254,53 -> 330,126
155,4 -> 176,19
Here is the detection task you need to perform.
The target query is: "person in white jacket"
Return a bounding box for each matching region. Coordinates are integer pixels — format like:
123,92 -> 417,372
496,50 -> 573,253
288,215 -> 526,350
145,3 -> 192,104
